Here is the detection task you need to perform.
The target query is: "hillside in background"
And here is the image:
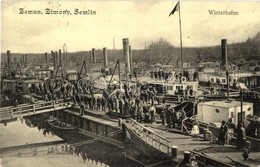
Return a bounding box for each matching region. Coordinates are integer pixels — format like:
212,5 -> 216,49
1,32 -> 260,69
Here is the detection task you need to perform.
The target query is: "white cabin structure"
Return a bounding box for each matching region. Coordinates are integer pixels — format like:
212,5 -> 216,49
197,100 -> 253,126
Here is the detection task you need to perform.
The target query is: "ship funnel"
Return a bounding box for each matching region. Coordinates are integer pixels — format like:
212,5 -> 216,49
25,54 -> 28,66
22,55 -> 25,67
92,48 -> 96,63
20,57 -> 23,67
55,51 -> 58,68
7,50 -> 11,67
129,45 -> 133,71
51,51 -> 55,69
103,47 -> 108,68
59,49 -> 62,66
14,57 -> 17,67
89,50 -> 92,63
45,52 -> 48,65
123,38 -> 130,75
221,39 -> 228,70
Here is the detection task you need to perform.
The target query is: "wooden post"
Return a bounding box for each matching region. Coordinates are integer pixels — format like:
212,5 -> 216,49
152,134 -> 155,146
183,151 -> 191,163
168,142 -> 171,155
53,101 -> 56,109
118,118 -> 122,126
10,108 -> 13,118
33,104 -> 35,113
171,146 -> 178,158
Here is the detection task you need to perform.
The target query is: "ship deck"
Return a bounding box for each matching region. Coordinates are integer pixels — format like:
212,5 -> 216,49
82,108 -> 260,167
143,123 -> 260,166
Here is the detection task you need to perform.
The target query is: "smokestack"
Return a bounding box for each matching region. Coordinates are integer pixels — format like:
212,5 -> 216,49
45,52 -> 48,64
51,51 -> 56,69
59,49 -> 62,66
129,45 -> 133,71
55,51 -> 58,68
92,48 -> 96,63
103,47 -> 108,68
89,50 -> 92,63
123,38 -> 130,74
221,39 -> 228,70
20,57 -> 23,67
7,50 -> 11,67
14,57 -> 17,67
22,55 -> 25,67
25,54 -> 28,66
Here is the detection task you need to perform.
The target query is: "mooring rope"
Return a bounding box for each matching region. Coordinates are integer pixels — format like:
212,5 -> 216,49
71,129 -> 122,147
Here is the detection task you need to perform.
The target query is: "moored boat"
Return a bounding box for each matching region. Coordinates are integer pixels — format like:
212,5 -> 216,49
46,119 -> 78,132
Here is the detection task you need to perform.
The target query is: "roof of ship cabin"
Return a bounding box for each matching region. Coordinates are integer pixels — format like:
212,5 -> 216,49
22,79 -> 44,83
200,100 -> 252,108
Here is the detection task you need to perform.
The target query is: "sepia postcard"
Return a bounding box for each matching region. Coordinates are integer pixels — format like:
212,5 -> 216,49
1,0 -> 260,167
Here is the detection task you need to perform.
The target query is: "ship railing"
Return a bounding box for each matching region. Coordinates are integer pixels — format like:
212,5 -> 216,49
226,131 -> 260,151
189,150 -> 235,167
130,119 -> 171,155
0,101 -> 72,118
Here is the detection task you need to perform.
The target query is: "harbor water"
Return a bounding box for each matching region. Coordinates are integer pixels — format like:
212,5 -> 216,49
0,114 -> 142,167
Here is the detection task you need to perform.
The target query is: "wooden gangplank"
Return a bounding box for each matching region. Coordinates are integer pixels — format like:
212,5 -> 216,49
0,101 -> 73,122
126,119 -> 172,155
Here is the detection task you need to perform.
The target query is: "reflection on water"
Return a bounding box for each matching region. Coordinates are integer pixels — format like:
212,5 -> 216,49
0,114 -> 142,167
0,117 -> 62,149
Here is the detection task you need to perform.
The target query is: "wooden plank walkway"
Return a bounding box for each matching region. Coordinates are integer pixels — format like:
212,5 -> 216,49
132,121 -> 260,167
0,101 -> 73,122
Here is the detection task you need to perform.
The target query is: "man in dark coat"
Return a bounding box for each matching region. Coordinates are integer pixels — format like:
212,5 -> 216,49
237,123 -> 246,149
218,120 -> 228,145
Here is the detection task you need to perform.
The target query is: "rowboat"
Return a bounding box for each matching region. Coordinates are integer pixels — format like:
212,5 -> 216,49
46,119 -> 77,132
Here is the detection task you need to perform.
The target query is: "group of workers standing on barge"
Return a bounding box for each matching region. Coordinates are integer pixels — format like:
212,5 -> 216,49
22,71 -> 257,152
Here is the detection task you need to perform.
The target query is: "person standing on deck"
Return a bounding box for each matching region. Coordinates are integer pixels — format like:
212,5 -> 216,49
171,108 -> 177,128
80,103 -> 85,116
237,123 -> 246,149
149,104 -> 156,123
123,97 -> 129,115
14,99 -> 18,107
119,97 -> 124,114
129,97 -> 136,119
96,96 -> 101,111
191,118 -> 200,140
101,96 -> 106,111
161,105 -> 166,125
218,120 -> 228,145
136,104 -> 143,123
180,107 -> 186,126
166,105 -> 171,127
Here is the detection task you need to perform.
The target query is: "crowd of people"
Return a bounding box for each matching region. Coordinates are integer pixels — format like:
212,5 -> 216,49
150,69 -> 198,83
217,118 -> 248,150
26,76 -> 254,152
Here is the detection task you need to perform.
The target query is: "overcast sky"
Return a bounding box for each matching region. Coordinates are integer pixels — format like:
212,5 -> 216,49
1,1 -> 260,53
